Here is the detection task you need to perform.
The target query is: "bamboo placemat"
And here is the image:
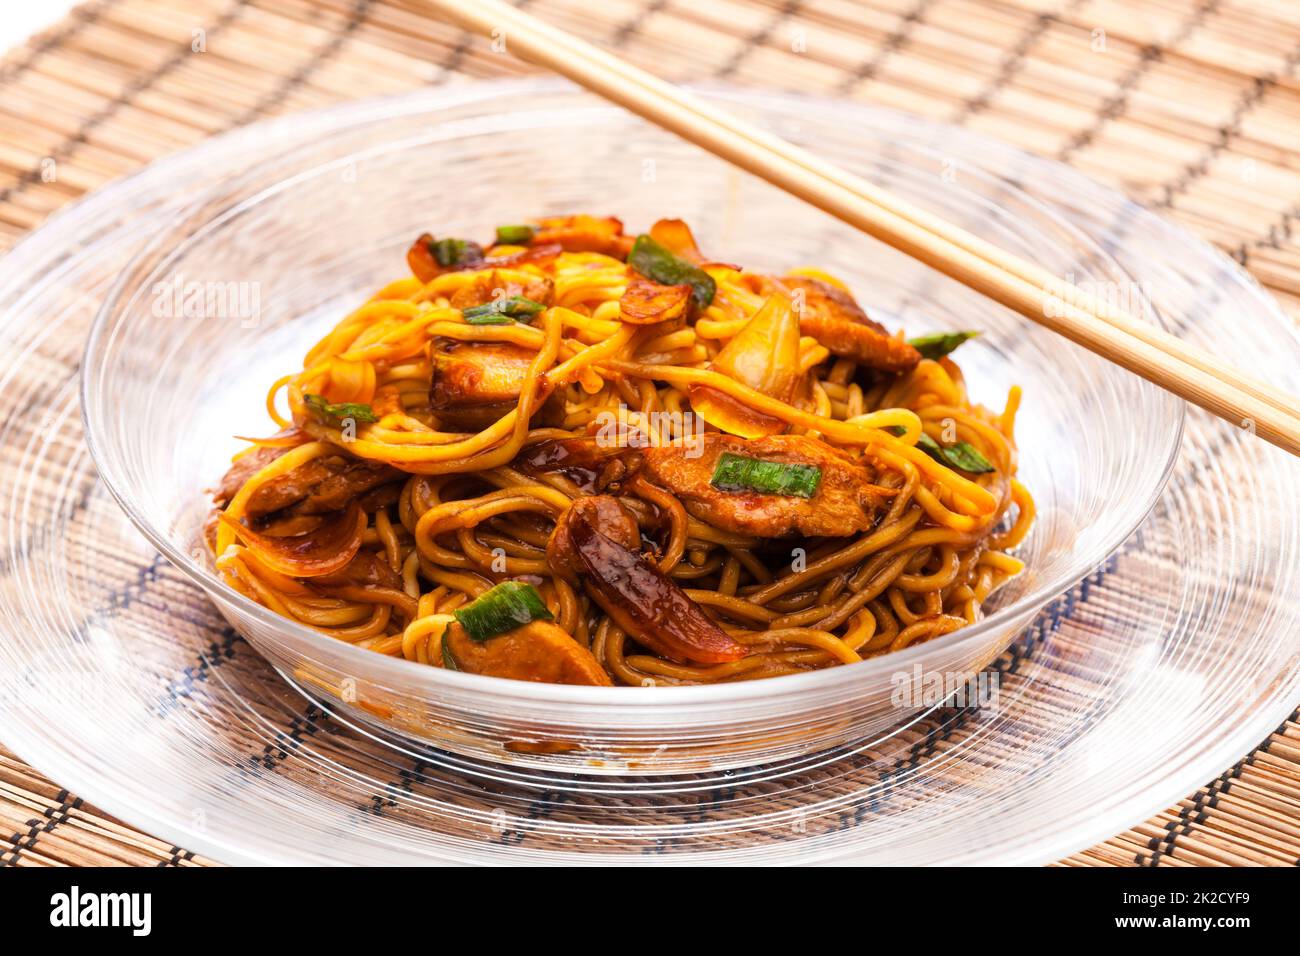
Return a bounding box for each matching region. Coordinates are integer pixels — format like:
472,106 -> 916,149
0,0 -> 1298,867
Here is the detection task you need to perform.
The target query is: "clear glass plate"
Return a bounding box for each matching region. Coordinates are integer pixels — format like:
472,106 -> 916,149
0,80 -> 1297,864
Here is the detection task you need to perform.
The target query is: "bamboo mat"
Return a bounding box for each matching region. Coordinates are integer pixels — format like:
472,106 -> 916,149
0,0 -> 1298,867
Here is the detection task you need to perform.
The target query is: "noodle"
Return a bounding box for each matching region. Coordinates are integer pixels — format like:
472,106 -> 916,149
208,215 -> 1034,687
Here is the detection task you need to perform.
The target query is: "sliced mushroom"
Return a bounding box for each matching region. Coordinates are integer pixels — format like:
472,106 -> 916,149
619,276 -> 693,325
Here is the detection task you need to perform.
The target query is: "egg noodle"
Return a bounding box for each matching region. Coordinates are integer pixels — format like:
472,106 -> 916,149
210,216 -> 1033,686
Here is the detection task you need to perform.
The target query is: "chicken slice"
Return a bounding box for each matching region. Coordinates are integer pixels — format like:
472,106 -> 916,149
429,340 -> 561,431
442,619 -> 613,686
782,276 -> 921,374
213,447 -> 402,518
213,445 -> 284,506
638,433 -> 894,538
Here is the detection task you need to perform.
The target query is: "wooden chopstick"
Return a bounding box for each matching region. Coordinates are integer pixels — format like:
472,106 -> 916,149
422,0 -> 1300,457
458,0 -> 1298,419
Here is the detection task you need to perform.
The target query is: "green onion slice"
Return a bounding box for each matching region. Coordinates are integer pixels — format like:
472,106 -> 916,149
452,581 -> 554,642
886,426 -> 994,474
304,393 -> 378,423
907,330 -> 980,361
494,224 -> 535,245
461,295 -> 547,325
628,235 -> 716,309
428,237 -> 483,268
441,632 -> 460,670
923,436 -> 994,473
710,452 -> 822,498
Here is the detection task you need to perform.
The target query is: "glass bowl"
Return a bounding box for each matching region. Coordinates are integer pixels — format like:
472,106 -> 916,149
81,84 -> 1182,774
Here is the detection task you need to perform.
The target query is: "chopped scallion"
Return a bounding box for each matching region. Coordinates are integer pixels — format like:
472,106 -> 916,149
628,235 -> 716,309
452,581 -> 554,642
926,437 -> 994,473
441,634 -> 459,670
304,393 -> 378,423
710,452 -> 822,498
461,295 -> 547,325
907,330 -> 980,361
428,236 -> 483,268
885,426 -> 994,474
494,224 -> 535,245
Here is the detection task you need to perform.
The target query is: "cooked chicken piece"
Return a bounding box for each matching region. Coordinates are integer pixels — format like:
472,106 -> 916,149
213,445 -> 284,506
547,496 -> 748,665
442,619 -> 613,686
638,433 -> 895,538
782,276 -> 921,374
429,340 -> 562,431
249,457 -> 401,518
532,215 -> 633,258
355,481 -> 403,514
447,270 -> 554,311
213,446 -> 402,519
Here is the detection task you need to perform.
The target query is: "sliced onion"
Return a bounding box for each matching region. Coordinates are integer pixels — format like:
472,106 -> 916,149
691,292 -> 802,439
218,501 -> 365,578
648,219 -> 705,264
232,426 -> 311,449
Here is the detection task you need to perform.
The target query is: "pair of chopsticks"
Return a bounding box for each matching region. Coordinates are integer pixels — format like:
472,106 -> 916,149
424,0 -> 1300,457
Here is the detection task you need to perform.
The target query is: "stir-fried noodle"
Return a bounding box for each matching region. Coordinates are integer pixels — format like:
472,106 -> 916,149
210,215 -> 1033,686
